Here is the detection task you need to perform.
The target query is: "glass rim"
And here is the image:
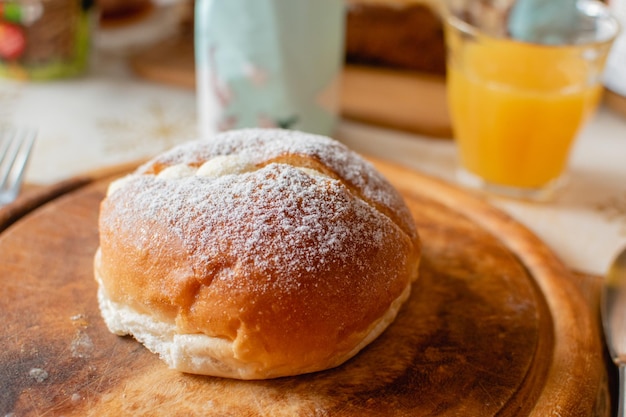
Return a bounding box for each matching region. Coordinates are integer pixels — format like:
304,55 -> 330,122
444,0 -> 621,48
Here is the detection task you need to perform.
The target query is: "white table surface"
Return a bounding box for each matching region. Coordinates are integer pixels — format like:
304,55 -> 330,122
1,46 -> 625,277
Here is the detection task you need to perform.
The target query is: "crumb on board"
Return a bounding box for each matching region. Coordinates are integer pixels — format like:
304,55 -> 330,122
28,368 -> 48,383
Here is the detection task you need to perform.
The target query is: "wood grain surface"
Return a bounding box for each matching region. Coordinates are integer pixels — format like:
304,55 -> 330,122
0,159 -> 608,416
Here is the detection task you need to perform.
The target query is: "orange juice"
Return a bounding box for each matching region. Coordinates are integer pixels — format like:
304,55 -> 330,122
447,30 -> 604,189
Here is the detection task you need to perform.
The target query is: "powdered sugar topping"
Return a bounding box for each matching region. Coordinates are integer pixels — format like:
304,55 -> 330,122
132,128 -> 416,241
107,162 -> 407,295
102,128 -> 418,304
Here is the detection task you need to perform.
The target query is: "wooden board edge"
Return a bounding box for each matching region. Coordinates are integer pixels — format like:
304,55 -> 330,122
604,88 -> 626,120
0,159 -> 145,235
369,157 -> 608,417
0,177 -> 92,235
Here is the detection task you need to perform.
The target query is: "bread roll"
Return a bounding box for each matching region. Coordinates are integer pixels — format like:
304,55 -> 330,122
94,128 -> 421,379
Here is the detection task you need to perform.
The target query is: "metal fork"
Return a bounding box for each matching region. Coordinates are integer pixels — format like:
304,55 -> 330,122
0,128 -> 37,206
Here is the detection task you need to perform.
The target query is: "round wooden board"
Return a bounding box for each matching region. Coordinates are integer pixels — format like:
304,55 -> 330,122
0,159 -> 609,417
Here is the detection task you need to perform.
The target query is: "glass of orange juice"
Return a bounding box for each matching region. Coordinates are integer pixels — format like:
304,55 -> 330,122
444,0 -> 619,201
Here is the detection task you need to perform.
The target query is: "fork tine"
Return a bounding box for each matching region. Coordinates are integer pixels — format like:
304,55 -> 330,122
0,131 -> 12,169
0,129 -> 20,190
11,129 -> 36,191
0,128 -> 36,203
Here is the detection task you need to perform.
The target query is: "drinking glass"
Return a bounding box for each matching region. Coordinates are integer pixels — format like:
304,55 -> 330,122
445,0 -> 619,201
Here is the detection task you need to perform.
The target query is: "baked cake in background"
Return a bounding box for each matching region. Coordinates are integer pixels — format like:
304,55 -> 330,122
345,0 -> 446,75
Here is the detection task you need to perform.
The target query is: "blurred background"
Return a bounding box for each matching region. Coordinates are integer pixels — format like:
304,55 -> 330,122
1,0 -> 625,275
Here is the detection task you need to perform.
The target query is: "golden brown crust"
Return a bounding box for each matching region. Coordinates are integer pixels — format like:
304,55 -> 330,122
95,128 -> 420,378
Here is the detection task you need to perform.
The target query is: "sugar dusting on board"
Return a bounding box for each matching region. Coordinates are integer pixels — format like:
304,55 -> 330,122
28,368 -> 48,383
70,313 -> 94,358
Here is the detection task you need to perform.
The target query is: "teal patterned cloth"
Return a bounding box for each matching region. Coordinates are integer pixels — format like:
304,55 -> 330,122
195,0 -> 345,138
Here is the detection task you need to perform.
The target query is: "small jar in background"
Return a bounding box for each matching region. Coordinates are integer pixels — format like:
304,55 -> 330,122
194,0 -> 345,138
0,0 -> 95,80
604,0 -> 626,118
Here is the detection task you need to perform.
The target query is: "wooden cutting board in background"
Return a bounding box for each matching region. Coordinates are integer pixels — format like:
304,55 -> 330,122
128,38 -> 452,138
0,158 -> 608,416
